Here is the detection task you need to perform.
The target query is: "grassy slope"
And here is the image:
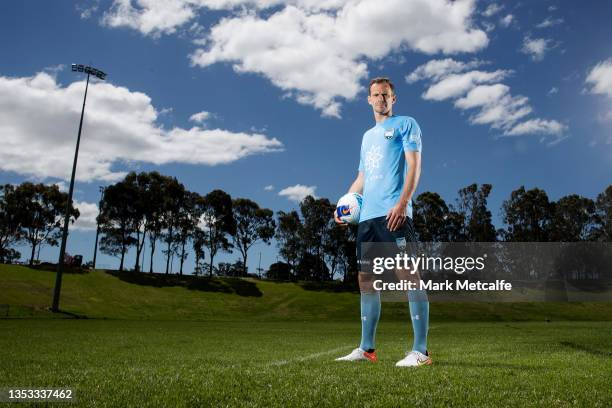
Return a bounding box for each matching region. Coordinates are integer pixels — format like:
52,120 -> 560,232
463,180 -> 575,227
1,264 -> 612,321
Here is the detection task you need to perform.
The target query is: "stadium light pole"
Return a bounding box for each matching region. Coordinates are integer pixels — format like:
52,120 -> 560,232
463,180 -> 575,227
51,64 -> 107,313
92,186 -> 105,270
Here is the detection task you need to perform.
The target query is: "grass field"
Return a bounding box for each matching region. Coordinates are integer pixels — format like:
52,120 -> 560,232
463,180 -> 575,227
2,265 -> 612,322
1,319 -> 611,407
1,265 -> 612,407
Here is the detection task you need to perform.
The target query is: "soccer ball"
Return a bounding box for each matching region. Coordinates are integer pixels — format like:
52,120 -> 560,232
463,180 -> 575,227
336,192 -> 363,225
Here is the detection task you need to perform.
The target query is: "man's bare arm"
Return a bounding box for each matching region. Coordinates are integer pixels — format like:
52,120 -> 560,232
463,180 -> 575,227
386,151 -> 421,231
348,171 -> 364,195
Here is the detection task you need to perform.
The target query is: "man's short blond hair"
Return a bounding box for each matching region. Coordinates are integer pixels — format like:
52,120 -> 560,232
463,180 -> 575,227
368,77 -> 395,95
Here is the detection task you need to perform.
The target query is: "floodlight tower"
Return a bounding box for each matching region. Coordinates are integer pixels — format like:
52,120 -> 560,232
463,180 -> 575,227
51,64 -> 107,312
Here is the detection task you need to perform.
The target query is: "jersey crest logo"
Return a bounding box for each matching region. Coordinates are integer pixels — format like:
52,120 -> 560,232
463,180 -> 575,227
384,128 -> 395,139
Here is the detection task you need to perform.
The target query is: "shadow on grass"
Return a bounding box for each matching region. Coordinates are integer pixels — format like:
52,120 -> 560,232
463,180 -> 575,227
31,263 -> 90,274
559,341 -> 612,357
105,270 -> 262,297
48,308 -> 89,319
298,281 -> 358,293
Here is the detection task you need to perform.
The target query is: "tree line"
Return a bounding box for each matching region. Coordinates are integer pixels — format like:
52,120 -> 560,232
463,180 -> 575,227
1,174 -> 610,282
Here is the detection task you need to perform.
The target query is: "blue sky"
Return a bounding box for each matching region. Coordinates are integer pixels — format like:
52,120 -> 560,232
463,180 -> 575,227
1,0 -> 611,273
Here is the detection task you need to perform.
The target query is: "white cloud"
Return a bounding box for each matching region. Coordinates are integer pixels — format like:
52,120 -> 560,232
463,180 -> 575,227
422,69 -> 510,101
587,59 -> 612,126
505,119 -> 568,136
536,17 -> 563,29
54,181 -> 68,192
77,1 -> 100,19
98,1 -> 489,117
102,0 -> 348,37
482,3 -> 503,17
407,58 -> 567,139
548,87 -> 558,96
101,0 -> 197,37
72,201 -> 100,231
278,184 -> 316,202
264,185 -> 274,191
455,84 -> 533,129
189,110 -> 212,123
43,64 -> 66,77
499,14 -> 513,28
0,71 -> 283,182
406,58 -> 484,83
586,59 -> 612,98
521,37 -> 551,61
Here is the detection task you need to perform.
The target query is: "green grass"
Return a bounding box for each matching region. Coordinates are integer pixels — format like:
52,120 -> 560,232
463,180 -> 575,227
2,265 -> 612,406
0,320 -> 611,407
2,264 -> 612,322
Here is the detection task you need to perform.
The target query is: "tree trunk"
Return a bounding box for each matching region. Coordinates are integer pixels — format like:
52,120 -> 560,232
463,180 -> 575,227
134,229 -> 141,272
165,225 -> 173,275
179,239 -> 186,275
141,237 -> 146,271
149,235 -> 156,273
242,251 -> 248,277
119,244 -> 125,272
29,241 -> 37,266
209,248 -> 215,277
134,228 -> 146,273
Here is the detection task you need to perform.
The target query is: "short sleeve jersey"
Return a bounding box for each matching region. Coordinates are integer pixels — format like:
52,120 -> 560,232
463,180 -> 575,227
358,115 -> 422,222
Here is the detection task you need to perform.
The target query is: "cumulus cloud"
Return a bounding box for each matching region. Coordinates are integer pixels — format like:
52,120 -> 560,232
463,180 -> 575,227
101,0 -> 197,37
189,110 -> 212,123
101,0 -> 347,37
99,0 -> 488,117
72,201 -> 100,231
422,69 -> 510,101
521,37 -> 551,61
586,59 -> 612,126
407,58 -> 567,140
278,184 -> 316,203
0,71 -> 283,182
586,59 -> 612,98
406,58 -> 484,83
504,119 -> 567,136
264,185 -> 274,191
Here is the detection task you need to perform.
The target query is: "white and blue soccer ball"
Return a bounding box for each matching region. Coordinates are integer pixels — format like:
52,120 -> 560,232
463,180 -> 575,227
336,192 -> 363,225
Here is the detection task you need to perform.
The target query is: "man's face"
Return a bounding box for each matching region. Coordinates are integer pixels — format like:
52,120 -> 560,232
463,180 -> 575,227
368,82 -> 396,115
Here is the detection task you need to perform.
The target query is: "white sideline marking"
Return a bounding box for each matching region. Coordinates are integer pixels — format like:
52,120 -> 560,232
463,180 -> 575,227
268,346 -> 350,367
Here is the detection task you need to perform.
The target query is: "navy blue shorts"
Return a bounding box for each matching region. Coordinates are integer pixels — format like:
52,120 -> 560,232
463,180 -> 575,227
357,216 -> 418,272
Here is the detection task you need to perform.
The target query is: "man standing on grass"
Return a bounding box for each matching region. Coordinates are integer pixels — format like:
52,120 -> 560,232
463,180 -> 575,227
334,77 -> 431,367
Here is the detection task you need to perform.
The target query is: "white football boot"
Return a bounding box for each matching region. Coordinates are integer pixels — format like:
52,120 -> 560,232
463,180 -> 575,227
335,348 -> 378,362
395,350 -> 432,367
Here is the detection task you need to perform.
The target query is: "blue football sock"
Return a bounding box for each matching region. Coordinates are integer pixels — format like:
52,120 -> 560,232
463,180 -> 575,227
359,291 -> 381,351
408,289 -> 429,354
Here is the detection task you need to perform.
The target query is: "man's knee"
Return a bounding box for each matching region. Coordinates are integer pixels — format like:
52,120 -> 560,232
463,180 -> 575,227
358,272 -> 377,293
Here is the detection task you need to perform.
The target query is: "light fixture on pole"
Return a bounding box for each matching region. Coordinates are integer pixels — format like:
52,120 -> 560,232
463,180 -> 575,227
51,64 -> 107,313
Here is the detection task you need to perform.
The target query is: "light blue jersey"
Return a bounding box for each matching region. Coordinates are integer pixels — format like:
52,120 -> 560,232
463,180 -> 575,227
358,115 -> 422,222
